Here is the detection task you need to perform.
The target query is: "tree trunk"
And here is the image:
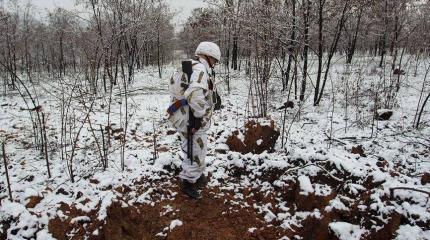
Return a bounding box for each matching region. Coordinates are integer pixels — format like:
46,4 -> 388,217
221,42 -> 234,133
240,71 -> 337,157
300,0 -> 310,102
416,92 -> 430,129
157,27 -> 162,79
379,0 -> 388,68
346,8 -> 363,64
315,0 -> 348,105
314,0 -> 324,105
232,34 -> 238,70
391,13 -> 400,70
285,0 -> 296,92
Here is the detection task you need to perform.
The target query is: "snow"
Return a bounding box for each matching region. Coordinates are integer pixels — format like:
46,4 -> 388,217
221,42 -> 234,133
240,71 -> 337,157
262,204 -> 277,222
0,57 -> 429,238
346,183 -> 366,195
395,225 -> 430,240
70,216 -> 91,224
279,237 -> 290,240
136,188 -> 154,204
314,184 -> 332,196
169,219 -> 183,230
36,230 -> 55,240
156,231 -> 167,237
325,198 -> 349,212
97,191 -> 116,221
24,188 -> 39,198
1,202 -> 27,218
297,176 -> 314,196
161,205 -> 174,216
329,222 -> 368,240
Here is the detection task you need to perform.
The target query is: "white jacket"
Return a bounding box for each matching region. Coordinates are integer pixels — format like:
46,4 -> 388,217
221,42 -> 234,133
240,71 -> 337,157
184,57 -> 216,131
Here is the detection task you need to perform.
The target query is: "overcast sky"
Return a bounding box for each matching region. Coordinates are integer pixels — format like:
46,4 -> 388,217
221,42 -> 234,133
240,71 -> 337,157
6,0 -> 206,29
168,0 -> 207,25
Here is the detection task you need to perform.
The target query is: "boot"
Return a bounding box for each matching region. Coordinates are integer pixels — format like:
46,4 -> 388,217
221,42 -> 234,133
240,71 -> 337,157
181,179 -> 202,199
195,174 -> 208,189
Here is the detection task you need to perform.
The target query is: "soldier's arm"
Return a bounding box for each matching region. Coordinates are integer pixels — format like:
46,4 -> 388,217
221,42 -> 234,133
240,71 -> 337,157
185,68 -> 211,116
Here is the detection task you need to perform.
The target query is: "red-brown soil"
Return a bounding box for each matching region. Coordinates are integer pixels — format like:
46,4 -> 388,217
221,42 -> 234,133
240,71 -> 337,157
48,181 -> 289,240
46,171 -> 413,240
226,120 -> 280,154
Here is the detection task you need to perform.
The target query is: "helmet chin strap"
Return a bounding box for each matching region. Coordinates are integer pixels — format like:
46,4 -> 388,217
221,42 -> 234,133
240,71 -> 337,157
203,55 -> 215,69
203,55 -> 216,85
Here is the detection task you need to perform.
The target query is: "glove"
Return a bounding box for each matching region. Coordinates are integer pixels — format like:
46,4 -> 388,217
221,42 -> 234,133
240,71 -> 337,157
193,117 -> 202,131
213,92 -> 222,110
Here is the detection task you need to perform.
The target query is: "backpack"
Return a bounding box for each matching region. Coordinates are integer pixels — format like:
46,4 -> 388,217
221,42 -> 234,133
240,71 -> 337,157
166,61 -> 196,133
166,60 -> 222,132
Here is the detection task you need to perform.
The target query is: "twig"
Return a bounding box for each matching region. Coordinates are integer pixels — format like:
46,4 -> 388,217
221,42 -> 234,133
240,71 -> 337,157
87,119 -> 104,169
301,121 -> 317,128
68,101 -> 95,183
324,132 -> 348,146
152,119 -> 158,161
284,105 -> 302,151
100,124 -> 107,170
42,113 -> 51,178
285,161 -> 343,182
281,106 -> 287,148
390,187 -> 430,199
2,142 -> 13,201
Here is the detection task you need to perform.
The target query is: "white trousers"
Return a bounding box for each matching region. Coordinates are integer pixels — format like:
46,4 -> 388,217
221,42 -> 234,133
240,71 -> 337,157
178,130 -> 207,183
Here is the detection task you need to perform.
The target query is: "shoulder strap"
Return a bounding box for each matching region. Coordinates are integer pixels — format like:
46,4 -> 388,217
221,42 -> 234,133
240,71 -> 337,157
182,61 -> 193,83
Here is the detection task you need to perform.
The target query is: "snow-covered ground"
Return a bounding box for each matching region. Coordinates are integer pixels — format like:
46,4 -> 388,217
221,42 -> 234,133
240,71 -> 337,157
0,56 -> 429,239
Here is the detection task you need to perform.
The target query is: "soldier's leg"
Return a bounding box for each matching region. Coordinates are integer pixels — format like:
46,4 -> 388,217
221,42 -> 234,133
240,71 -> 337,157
191,130 -> 207,176
178,130 -> 207,183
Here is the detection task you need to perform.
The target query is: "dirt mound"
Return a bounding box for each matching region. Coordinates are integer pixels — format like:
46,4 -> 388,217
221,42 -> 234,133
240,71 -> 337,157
166,194 -> 280,239
106,183 -> 287,240
299,213 -> 339,240
49,202 -> 102,240
46,166 -> 416,240
226,120 -> 279,154
48,182 -> 288,240
368,212 -> 403,240
376,109 -> 393,121
351,145 -> 366,157
421,172 -> 430,185
393,69 -> 405,75
0,218 -> 11,240
25,196 -> 44,208
103,202 -> 161,240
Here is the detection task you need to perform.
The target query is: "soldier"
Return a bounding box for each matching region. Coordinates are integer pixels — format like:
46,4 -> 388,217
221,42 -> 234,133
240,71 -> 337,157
168,41 -> 221,199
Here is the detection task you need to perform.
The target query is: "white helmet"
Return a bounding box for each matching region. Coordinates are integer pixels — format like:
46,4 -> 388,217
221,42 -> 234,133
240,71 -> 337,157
195,41 -> 221,62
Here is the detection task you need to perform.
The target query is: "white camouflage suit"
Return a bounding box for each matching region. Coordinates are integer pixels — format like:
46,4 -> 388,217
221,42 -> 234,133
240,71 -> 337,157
172,57 -> 216,183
